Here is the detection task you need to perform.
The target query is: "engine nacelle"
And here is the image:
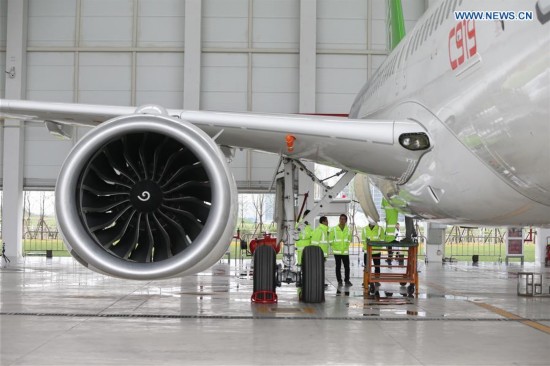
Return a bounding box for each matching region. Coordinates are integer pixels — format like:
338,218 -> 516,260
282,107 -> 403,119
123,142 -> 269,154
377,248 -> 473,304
55,112 -> 237,280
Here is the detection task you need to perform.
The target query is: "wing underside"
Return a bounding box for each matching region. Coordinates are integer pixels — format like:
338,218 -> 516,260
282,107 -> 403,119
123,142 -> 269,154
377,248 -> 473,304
0,99 -> 431,183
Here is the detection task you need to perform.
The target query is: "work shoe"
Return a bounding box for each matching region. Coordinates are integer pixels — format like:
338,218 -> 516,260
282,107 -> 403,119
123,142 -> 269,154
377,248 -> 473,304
345,281 -> 353,286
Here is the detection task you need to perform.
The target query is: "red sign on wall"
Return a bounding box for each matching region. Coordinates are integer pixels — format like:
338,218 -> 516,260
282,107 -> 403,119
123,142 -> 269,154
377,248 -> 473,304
506,228 -> 524,256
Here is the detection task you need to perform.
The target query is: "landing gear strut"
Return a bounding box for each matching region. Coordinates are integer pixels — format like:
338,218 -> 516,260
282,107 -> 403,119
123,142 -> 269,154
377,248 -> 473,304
252,158 -> 355,304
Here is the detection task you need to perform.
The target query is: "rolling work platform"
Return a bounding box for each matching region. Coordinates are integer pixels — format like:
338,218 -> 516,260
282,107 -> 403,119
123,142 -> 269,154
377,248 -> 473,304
363,241 -> 419,296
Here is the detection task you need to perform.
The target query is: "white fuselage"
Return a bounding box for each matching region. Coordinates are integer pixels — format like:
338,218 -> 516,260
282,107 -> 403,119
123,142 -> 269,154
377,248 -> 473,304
350,0 -> 550,226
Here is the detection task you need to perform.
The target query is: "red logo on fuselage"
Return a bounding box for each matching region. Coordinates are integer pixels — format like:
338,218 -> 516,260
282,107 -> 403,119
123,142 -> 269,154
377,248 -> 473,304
449,20 -> 477,70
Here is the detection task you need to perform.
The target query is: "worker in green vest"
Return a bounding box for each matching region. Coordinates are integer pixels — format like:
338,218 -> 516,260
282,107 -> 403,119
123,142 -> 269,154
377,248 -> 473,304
382,198 -> 399,266
310,216 -> 329,259
362,220 -> 385,275
295,210 -> 313,265
330,214 -> 352,286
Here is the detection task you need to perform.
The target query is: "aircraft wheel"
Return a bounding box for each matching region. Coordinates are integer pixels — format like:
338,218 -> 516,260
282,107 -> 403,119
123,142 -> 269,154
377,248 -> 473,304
407,284 -> 415,296
253,246 -> 277,293
301,246 -> 325,303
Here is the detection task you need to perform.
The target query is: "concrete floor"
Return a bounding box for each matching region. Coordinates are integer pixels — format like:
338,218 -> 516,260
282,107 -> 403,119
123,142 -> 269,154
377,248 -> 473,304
1,255 -> 549,366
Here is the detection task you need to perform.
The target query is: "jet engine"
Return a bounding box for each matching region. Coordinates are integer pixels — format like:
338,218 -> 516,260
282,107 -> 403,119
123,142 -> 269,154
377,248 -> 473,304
55,110 -> 237,280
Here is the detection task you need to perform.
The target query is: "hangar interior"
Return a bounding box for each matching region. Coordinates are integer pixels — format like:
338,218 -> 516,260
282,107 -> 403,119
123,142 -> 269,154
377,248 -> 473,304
0,0 -> 425,253
0,0 -> 432,257
1,1 -> 549,365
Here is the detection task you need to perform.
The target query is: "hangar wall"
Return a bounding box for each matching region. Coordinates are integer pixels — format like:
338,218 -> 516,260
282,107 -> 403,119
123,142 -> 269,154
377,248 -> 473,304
0,0 -> 426,257
0,0 -> 7,180
0,0 -> 425,190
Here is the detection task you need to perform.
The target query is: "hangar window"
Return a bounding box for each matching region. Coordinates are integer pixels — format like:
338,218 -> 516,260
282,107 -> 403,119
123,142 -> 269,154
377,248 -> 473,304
19,191 -> 65,257
13,191 -> 281,258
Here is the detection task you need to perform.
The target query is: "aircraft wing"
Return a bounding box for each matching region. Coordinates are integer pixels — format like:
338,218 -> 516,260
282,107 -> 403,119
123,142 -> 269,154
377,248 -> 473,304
0,99 -> 431,183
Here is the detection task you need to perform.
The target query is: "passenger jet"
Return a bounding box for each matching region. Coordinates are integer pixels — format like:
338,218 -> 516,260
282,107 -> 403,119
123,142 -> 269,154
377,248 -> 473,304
0,0 -> 548,301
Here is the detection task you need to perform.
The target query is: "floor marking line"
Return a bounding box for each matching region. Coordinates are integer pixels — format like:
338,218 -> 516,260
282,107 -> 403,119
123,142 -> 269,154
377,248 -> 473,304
471,301 -> 550,335
425,280 -> 550,335
2,312 -> 550,323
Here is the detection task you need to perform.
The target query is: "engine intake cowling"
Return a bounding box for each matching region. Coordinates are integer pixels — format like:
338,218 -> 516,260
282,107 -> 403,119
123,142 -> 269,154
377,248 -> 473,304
56,113 -> 237,280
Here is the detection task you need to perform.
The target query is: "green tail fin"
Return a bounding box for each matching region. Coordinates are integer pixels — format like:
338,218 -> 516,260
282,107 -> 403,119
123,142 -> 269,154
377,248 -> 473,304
388,0 -> 406,50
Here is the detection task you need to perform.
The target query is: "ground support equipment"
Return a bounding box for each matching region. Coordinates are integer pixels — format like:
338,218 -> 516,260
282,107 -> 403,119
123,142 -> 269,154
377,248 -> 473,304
363,241 -> 419,296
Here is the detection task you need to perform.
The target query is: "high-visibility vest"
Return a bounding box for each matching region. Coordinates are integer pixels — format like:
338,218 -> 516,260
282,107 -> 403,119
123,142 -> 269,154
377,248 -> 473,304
362,225 -> 385,252
310,224 -> 329,258
295,224 -> 313,265
382,198 -> 399,242
329,225 -> 351,255
296,224 -> 313,246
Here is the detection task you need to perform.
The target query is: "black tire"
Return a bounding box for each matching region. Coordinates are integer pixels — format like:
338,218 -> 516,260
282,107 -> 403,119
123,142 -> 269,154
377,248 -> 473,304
407,284 -> 415,295
301,246 -> 325,303
253,246 -> 277,293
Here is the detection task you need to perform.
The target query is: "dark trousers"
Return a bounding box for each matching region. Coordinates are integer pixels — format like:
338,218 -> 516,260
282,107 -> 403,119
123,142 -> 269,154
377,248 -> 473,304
334,255 -> 350,282
364,252 -> 381,274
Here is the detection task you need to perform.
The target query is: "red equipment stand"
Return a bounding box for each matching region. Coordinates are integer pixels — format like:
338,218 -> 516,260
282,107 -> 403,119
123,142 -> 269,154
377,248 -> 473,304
249,233 -> 280,254
251,291 -> 278,303
363,241 -> 419,296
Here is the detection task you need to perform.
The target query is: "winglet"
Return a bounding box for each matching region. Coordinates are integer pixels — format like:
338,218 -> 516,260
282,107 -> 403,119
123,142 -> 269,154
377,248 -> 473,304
388,0 -> 406,50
